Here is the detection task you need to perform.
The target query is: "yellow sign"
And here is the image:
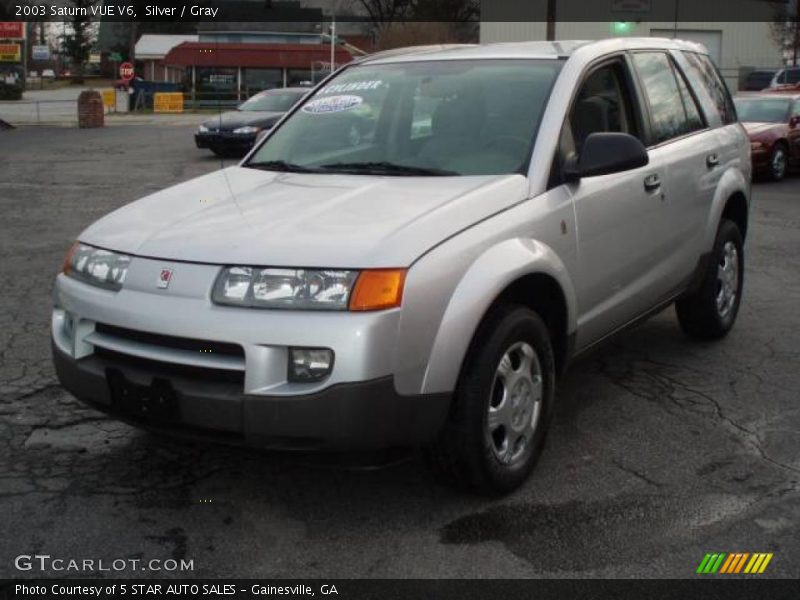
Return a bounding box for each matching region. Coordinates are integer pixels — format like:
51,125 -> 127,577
153,92 -> 184,113
0,43 -> 21,62
102,89 -> 115,109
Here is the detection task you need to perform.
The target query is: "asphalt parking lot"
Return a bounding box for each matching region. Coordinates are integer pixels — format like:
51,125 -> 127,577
0,124 -> 798,579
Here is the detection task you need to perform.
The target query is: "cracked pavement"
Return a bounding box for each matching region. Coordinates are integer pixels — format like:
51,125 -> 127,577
0,125 -> 798,578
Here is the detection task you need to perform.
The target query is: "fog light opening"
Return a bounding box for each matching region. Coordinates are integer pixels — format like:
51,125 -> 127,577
288,347 -> 334,383
63,312 -> 75,339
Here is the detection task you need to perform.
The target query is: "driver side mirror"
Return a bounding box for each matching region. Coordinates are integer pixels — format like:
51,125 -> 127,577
563,132 -> 649,181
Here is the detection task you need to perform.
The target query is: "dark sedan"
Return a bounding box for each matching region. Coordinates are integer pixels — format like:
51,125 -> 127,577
742,69 -> 777,91
195,87 -> 308,157
734,94 -> 800,181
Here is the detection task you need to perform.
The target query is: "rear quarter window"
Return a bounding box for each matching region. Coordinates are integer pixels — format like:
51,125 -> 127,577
681,51 -> 737,125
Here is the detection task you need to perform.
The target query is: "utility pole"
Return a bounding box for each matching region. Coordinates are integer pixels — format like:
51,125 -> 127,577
546,0 -> 556,41
330,14 -> 336,72
673,0 -> 680,38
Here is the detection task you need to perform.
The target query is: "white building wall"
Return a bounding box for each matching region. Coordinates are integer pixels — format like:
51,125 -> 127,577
481,21 -> 783,91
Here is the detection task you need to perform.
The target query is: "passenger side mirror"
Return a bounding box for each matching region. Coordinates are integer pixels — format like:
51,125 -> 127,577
563,132 -> 649,181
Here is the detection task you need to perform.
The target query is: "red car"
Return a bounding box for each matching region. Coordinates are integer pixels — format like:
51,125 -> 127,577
733,93 -> 800,181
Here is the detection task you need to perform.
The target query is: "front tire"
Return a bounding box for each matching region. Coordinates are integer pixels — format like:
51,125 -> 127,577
427,305 -> 556,495
675,219 -> 744,340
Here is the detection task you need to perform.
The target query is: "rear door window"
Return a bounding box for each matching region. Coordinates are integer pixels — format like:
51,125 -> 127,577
674,65 -> 706,132
681,51 -> 737,125
631,52 -> 704,145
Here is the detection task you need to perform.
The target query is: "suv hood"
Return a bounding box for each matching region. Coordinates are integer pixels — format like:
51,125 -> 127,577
80,167 -> 528,268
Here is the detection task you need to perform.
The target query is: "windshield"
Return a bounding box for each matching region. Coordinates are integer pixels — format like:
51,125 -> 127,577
734,97 -> 791,123
246,59 -> 563,176
239,91 -> 305,112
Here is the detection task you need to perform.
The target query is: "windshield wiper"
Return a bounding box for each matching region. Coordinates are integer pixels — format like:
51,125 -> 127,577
246,160 -> 322,174
318,161 -> 457,176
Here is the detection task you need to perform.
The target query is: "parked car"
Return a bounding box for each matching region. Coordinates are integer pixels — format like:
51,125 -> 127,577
765,82 -> 800,93
53,39 -> 750,494
742,69 -> 777,91
734,93 -> 800,180
769,66 -> 800,88
41,68 -> 56,81
195,87 -> 308,157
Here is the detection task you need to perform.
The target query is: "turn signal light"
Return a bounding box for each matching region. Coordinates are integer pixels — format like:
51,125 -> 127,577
62,242 -> 79,274
349,269 -> 406,311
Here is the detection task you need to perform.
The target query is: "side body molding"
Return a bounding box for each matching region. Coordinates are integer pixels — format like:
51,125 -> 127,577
420,238 -> 577,395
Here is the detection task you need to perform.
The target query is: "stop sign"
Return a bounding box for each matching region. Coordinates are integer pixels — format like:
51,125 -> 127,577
119,62 -> 134,81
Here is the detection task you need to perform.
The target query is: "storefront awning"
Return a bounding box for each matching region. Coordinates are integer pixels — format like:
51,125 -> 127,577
163,42 -> 353,69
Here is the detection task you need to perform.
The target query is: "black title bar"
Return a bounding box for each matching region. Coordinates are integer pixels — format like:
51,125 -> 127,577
0,0 -> 791,23
2,579 -> 800,600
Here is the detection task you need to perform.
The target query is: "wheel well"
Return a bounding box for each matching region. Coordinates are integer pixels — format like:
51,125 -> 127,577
722,192 -> 749,240
492,274 -> 569,375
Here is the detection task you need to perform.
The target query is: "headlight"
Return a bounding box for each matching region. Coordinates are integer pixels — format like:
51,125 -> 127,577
233,125 -> 259,135
212,267 -> 406,311
62,242 -> 131,291
213,268 -> 357,310
198,124 -> 209,133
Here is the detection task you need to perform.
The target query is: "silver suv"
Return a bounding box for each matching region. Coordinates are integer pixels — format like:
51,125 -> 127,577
52,39 -> 750,494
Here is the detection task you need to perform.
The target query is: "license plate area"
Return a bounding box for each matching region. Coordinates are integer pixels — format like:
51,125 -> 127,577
107,368 -> 180,424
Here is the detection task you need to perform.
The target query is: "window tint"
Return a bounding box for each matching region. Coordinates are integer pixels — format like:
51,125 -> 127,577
568,62 -> 637,153
787,68 -> 800,84
674,65 -> 705,131
632,52 -> 700,144
682,51 -> 737,125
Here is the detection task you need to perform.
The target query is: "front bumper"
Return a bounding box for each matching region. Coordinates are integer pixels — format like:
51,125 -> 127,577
53,345 -> 450,449
195,131 -> 256,153
52,265 -> 450,450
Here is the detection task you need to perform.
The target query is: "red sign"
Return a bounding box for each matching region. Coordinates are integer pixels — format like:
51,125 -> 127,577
0,22 -> 24,39
119,62 -> 134,81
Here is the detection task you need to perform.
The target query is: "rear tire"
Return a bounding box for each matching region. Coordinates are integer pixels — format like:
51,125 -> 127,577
426,305 -> 556,495
675,219 -> 744,340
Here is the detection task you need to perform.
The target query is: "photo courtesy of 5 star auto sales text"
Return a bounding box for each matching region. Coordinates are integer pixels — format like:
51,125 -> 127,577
1,0 -> 799,598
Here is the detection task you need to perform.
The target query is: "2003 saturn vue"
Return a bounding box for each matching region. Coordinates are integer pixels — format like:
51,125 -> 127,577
53,39 -> 751,493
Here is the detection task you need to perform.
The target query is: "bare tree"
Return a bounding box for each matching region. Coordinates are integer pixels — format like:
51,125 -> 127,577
348,0 -> 414,24
347,0 -> 478,45
770,1 -> 799,66
348,0 -> 477,26
373,21 -> 462,50
62,0 -> 101,83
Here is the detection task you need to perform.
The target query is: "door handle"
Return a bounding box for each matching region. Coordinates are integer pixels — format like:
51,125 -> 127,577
706,153 -> 720,168
643,173 -> 661,191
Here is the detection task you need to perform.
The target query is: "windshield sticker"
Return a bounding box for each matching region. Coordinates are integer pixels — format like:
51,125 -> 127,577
318,80 -> 383,95
301,94 -> 363,115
